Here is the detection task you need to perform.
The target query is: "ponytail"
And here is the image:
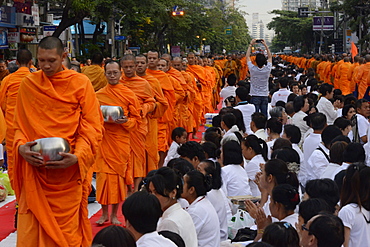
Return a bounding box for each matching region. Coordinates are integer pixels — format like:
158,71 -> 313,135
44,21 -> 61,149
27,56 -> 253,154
242,135 -> 268,161
186,170 -> 213,196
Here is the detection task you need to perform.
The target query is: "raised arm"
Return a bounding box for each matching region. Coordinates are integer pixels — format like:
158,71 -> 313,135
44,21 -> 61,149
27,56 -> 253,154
262,40 -> 272,64
246,39 -> 256,62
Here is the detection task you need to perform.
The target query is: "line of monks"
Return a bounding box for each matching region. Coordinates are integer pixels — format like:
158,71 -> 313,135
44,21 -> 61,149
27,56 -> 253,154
281,54 -> 370,99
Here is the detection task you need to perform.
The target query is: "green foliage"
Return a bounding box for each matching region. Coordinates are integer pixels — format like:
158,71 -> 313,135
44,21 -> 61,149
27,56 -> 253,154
267,10 -> 314,52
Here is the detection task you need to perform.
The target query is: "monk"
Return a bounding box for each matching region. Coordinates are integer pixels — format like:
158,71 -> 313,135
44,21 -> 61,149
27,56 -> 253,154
135,54 -> 168,172
82,53 -> 107,91
13,36 -> 103,247
337,57 -> 352,95
356,55 -> 370,99
95,60 -> 141,225
161,54 -> 186,129
223,55 -> 237,78
0,60 -> 9,82
120,54 -> 155,191
348,56 -> 360,93
239,53 -> 248,80
172,57 -> 195,134
146,51 -> 176,167
202,57 -> 218,111
0,49 -> 32,185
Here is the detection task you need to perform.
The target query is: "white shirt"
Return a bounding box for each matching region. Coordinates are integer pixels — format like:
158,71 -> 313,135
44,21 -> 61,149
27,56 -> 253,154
301,133 -> 321,186
163,141 -> 180,167
206,189 -> 229,241
234,103 -> 255,134
271,88 -> 292,106
136,231 -> 177,247
306,143 -> 330,183
252,129 -> 268,141
280,213 -> 299,229
348,114 -> 369,144
186,196 -> 221,247
221,125 -> 240,146
157,203 -> 198,247
221,164 -> 251,196
245,154 -> 265,197
248,61 -> 272,97
220,86 -> 236,108
338,203 -> 370,247
291,110 -> 310,141
266,138 -> 276,159
320,163 -> 341,179
316,97 -> 337,125
292,143 -> 304,166
331,162 -> 350,180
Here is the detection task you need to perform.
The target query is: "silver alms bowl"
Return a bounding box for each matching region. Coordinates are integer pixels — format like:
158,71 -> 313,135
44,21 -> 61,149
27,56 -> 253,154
100,105 -> 124,123
31,137 -> 71,161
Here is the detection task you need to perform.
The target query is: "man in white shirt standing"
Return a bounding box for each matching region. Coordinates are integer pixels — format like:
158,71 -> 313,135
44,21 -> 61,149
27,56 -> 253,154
234,86 -> 255,135
246,39 -> 272,117
316,83 -> 341,125
220,73 -> 237,108
301,113 -> 327,187
123,191 -> 177,247
271,77 -> 292,107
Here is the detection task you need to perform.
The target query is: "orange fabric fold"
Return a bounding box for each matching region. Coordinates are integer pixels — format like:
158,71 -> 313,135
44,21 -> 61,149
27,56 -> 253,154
95,83 -> 141,202
82,65 -> 108,91
13,69 -> 103,247
0,67 -> 31,185
120,75 -> 155,178
141,74 -> 169,172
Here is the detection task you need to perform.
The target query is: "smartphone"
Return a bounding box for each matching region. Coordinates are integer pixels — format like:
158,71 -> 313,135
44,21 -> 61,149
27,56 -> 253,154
256,39 -> 263,43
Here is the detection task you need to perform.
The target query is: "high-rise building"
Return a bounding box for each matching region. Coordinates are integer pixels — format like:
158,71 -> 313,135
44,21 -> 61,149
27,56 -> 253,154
259,20 -> 264,41
251,13 -> 259,39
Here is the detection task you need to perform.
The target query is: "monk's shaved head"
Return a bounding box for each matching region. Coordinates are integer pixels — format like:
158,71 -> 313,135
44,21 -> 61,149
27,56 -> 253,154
344,57 -> 350,62
365,55 -> 370,63
173,57 -> 182,62
136,54 -> 147,62
121,54 -> 136,63
38,36 -> 64,55
162,54 -> 172,61
17,49 -> 32,65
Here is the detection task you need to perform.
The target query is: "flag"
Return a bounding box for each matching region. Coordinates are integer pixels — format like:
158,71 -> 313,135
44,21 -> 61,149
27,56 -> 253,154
351,42 -> 358,61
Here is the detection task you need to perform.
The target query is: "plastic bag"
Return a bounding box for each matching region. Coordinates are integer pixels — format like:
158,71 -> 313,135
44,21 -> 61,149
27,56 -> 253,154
0,169 -> 14,196
228,209 -> 255,239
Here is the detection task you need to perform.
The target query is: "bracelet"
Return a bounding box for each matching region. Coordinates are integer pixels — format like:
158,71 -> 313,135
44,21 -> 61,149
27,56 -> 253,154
257,229 -> 264,234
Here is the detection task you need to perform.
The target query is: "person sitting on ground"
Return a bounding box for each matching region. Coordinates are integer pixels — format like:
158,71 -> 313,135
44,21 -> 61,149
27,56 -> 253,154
298,213 -> 345,247
304,179 -> 340,214
220,140 -> 251,196
177,141 -> 205,169
348,99 -> 370,144
333,117 -> 352,136
181,170 -> 221,247
250,112 -> 268,141
261,222 -> 299,247
220,113 -> 242,146
291,96 -> 310,141
265,117 -> 283,158
146,167 -> 198,247
163,127 -> 187,167
320,141 -> 348,180
122,191 -> 177,247
220,73 -> 237,108
297,198 -> 332,228
91,225 -> 136,247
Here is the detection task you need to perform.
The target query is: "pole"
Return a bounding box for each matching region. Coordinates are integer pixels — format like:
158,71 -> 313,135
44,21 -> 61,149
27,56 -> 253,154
110,18 -> 115,58
359,8 -> 362,55
319,14 -> 324,54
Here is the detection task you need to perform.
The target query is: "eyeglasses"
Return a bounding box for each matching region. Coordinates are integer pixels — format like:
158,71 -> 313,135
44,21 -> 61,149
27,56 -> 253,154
106,71 -> 121,76
301,223 -> 310,232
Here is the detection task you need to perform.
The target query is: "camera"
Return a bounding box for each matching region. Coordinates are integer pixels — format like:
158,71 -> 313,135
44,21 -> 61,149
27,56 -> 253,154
256,39 -> 263,43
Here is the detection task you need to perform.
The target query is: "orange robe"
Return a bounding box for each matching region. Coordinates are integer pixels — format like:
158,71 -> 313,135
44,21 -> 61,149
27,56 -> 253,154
12,69 -> 103,247
0,109 -> 5,143
205,66 -> 217,110
166,68 -> 186,130
348,62 -> 359,93
140,74 -> 169,172
356,62 -> 370,99
337,62 -> 351,95
0,69 -> 9,82
186,71 -> 202,131
82,64 -> 108,91
223,60 -> 237,77
120,75 -> 155,179
239,56 -> 247,80
0,67 -> 31,185
146,69 -> 176,152
95,83 -> 141,204
181,71 -> 196,133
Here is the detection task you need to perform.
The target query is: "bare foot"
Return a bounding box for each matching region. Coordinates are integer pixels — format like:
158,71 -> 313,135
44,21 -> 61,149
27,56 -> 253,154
111,216 -> 122,225
96,215 -> 109,225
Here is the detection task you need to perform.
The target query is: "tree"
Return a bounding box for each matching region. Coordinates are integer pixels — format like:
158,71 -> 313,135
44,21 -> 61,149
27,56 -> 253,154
267,10 -> 314,52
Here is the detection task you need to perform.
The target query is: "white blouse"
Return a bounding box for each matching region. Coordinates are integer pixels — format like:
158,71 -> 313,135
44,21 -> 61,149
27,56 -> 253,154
206,189 -> 230,241
157,203 -> 198,247
185,196 -> 221,247
221,164 -> 251,197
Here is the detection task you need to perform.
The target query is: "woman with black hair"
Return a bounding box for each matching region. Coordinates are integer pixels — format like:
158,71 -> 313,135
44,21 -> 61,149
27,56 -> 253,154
338,164 -> 370,247
147,167 -> 197,247
241,135 -> 268,196
92,225 -> 136,247
220,140 -> 251,196
181,170 -> 220,247
254,184 -> 300,242
245,159 -> 299,219
261,222 -> 299,247
197,160 -> 231,241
